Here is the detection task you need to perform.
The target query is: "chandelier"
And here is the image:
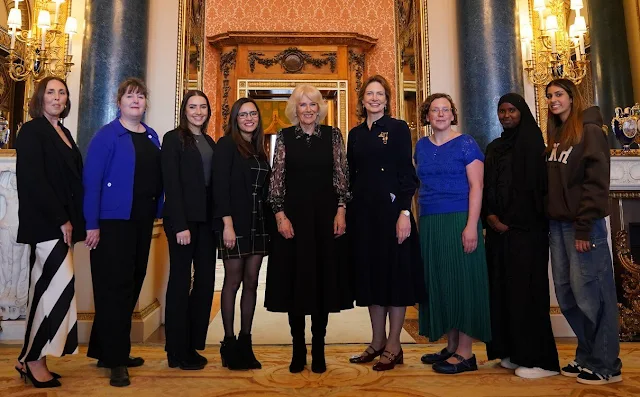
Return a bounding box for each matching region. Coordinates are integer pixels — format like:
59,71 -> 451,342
6,0 -> 77,82
521,0 -> 589,86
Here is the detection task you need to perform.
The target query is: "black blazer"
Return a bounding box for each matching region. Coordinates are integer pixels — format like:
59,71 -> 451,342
16,117 -> 86,244
212,135 -> 271,236
161,129 -> 216,233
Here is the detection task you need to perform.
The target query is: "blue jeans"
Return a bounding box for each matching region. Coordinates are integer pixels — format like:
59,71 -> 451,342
549,219 -> 622,375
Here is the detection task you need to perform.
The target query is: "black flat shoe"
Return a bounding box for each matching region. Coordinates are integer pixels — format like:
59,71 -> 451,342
421,347 -> 455,364
22,363 -> 61,388
110,366 -> 130,387
432,353 -> 478,374
98,356 -> 145,368
190,350 -> 208,366
167,353 -> 205,370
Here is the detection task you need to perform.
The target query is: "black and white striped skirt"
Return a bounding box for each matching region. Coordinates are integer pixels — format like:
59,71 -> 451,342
18,239 -> 78,362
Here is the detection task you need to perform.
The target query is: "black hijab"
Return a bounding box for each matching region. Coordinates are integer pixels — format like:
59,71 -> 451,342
494,93 -> 546,192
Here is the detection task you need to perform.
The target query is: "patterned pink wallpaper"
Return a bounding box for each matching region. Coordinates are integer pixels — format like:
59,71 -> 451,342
203,0 -> 397,133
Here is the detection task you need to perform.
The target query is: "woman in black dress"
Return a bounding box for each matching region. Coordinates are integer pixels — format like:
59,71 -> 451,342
347,75 -> 424,371
162,90 -> 215,370
483,93 -> 559,378
15,77 -> 85,388
266,84 -> 352,374
213,98 -> 270,370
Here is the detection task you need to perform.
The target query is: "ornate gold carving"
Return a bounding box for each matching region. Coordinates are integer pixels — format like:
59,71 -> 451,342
348,49 -> 365,93
615,230 -> 640,341
220,49 -> 237,131
246,81 -> 339,89
611,149 -> 640,156
610,191 -> 640,199
247,48 -> 337,73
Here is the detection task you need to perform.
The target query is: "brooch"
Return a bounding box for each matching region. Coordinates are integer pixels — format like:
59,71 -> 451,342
378,131 -> 389,145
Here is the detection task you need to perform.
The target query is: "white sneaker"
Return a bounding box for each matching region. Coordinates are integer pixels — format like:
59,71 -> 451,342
500,357 -> 519,370
515,366 -> 560,379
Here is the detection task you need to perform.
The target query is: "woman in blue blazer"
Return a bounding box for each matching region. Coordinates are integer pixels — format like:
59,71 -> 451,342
83,78 -> 163,388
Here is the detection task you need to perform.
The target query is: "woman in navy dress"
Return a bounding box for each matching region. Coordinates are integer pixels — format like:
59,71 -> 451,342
347,75 -> 424,371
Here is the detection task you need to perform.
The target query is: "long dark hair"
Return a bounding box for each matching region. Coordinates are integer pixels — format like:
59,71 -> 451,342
545,78 -> 586,152
225,98 -> 267,159
178,90 -> 212,147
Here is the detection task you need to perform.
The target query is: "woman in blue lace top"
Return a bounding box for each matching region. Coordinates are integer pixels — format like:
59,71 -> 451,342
415,93 -> 491,375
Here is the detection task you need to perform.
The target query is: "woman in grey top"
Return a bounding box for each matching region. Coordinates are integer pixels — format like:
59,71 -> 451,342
161,90 -> 216,370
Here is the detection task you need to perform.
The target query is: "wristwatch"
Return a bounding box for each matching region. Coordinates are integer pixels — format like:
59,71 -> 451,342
400,210 -> 410,217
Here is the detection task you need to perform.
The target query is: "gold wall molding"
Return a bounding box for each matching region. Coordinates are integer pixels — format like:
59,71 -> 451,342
77,299 -> 161,322
237,79 -> 349,138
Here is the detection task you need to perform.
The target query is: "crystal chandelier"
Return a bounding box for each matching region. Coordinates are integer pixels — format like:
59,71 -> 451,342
6,0 -> 78,82
521,0 -> 589,86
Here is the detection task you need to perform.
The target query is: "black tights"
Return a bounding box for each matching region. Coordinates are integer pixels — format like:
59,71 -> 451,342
221,255 -> 263,337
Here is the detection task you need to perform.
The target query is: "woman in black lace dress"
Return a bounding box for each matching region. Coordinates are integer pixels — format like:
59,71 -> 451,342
266,84 -> 352,374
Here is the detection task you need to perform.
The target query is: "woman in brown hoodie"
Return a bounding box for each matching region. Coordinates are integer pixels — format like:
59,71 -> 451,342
545,78 -> 621,385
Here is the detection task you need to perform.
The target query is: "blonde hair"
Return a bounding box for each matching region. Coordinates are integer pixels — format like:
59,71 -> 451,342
285,84 -> 328,125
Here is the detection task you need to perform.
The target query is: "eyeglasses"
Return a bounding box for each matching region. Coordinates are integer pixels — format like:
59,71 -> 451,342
238,111 -> 259,119
429,108 -> 451,114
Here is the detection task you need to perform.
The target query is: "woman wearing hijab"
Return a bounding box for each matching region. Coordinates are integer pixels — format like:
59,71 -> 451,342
483,93 -> 559,378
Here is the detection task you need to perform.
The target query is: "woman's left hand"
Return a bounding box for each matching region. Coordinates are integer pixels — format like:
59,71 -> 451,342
334,207 -> 346,237
462,225 -> 478,254
575,239 -> 591,253
396,214 -> 411,244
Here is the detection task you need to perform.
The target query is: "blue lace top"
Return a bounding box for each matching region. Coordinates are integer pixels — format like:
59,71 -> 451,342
414,134 -> 484,215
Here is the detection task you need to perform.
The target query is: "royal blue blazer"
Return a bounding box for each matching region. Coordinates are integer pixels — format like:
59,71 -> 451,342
83,118 -> 163,230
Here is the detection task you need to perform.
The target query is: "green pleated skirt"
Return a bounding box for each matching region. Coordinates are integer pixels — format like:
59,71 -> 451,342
418,211 -> 492,342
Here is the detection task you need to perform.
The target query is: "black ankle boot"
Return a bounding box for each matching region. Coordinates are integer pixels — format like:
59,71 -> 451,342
238,333 -> 261,369
311,336 -> 326,373
289,339 -> 307,373
220,336 -> 247,370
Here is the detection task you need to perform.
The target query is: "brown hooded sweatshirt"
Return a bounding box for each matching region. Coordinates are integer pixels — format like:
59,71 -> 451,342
546,106 -> 610,241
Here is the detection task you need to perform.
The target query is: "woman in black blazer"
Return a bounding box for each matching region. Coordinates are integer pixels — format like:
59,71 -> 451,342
212,98 -> 270,370
161,90 -> 216,370
15,77 -> 85,388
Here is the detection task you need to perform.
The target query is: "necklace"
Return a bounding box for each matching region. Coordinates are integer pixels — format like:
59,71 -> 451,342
120,118 -> 143,133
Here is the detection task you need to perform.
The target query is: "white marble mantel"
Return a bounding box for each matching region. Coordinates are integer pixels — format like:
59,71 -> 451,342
0,152 -> 28,322
611,154 -> 640,191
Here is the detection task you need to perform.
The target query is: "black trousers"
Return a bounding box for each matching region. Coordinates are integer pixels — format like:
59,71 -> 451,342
164,218 -> 216,358
87,219 -> 154,368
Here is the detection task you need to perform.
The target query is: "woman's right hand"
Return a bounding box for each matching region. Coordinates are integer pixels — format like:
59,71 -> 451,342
61,221 -> 73,246
176,230 -> 191,245
276,211 -> 295,239
222,225 -> 236,249
486,214 -> 509,234
85,229 -> 100,250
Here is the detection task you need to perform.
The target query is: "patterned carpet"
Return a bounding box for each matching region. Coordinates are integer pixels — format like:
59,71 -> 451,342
1,342 -> 639,396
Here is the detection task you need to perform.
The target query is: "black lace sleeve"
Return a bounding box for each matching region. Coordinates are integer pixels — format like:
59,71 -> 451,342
267,131 -> 286,213
332,127 -> 351,204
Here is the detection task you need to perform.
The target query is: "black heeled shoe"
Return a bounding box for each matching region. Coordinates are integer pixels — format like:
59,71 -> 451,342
220,336 -> 248,370
22,363 -> 61,388
349,345 -> 385,364
311,337 -> 326,373
15,366 -> 61,379
167,353 -> 205,370
238,333 -> 261,369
